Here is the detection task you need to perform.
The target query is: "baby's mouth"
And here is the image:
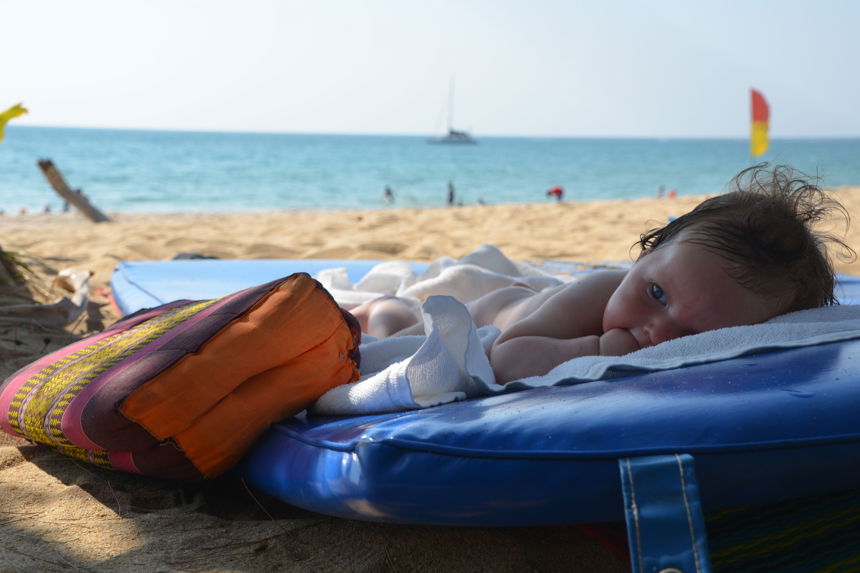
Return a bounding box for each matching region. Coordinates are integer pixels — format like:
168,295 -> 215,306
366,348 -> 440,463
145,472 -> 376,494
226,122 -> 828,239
629,327 -> 652,348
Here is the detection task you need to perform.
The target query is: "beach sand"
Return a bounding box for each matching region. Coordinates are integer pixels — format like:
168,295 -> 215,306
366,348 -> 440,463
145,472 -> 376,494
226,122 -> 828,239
2,190 -> 860,572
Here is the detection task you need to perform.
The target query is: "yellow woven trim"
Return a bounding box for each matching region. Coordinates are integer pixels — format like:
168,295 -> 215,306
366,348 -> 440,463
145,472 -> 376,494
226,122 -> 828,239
9,299 -> 218,449
53,443 -> 114,470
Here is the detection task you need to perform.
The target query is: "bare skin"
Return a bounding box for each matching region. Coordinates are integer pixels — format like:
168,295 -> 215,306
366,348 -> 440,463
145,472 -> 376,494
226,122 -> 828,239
350,235 -> 786,384
349,282 -> 567,337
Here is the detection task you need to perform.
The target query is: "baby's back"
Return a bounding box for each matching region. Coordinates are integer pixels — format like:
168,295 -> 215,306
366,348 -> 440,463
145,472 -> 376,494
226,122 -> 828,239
466,283 -> 567,331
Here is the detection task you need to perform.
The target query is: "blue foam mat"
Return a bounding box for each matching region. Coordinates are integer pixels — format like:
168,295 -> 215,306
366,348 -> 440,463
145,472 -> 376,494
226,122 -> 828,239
110,259 -> 860,528
110,259 -> 429,315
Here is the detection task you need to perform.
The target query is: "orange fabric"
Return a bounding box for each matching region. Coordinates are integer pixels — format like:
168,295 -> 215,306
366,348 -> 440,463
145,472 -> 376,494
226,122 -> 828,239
120,273 -> 359,477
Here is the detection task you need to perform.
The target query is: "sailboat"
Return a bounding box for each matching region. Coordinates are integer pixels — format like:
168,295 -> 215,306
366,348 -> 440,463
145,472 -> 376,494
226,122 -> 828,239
428,79 -> 477,144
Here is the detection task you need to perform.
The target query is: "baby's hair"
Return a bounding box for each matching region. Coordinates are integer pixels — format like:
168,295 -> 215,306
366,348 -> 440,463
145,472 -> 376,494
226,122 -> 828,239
639,163 -> 855,312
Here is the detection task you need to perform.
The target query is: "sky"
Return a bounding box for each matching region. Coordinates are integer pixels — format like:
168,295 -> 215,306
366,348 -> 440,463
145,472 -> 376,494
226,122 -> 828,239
3,0 -> 860,138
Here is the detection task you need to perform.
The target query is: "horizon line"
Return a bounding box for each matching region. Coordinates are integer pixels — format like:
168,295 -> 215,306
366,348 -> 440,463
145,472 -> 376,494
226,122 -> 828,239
8,123 -> 860,141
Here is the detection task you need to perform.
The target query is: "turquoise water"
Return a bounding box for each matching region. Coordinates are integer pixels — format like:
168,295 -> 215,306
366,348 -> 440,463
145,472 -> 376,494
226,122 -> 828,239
2,126 -> 859,214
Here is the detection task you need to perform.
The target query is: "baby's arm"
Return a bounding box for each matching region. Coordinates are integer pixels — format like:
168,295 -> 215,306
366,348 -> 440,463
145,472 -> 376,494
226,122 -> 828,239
491,335 -> 600,383
490,270 -> 630,383
598,328 -> 641,356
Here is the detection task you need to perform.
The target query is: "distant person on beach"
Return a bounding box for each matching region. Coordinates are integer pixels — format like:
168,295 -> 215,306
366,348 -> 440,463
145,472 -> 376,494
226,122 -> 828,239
349,164 -> 852,383
447,182 -> 455,206
384,187 -> 394,204
547,185 -> 564,201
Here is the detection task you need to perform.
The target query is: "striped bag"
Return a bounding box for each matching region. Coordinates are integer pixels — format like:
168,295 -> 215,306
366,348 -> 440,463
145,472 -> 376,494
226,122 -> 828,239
0,273 -> 360,480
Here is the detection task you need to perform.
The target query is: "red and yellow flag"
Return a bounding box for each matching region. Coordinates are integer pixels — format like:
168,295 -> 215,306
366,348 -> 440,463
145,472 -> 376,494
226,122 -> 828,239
750,89 -> 769,157
0,103 -> 28,143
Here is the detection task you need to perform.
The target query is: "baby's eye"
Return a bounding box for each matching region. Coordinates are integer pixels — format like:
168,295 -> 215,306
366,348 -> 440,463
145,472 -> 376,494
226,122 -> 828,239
649,283 -> 667,304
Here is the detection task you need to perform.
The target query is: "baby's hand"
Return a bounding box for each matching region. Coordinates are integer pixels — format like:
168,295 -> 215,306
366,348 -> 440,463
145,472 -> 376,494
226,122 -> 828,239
598,328 -> 641,356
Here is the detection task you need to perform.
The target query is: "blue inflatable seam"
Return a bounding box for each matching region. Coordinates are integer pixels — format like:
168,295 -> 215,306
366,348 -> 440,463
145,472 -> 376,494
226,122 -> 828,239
271,425 -> 860,459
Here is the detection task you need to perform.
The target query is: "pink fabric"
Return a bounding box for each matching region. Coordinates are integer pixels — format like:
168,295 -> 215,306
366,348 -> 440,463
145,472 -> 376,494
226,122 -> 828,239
0,328 -> 118,436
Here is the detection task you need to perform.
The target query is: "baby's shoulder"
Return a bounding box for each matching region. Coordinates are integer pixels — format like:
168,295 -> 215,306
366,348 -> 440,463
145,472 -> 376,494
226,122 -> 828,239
532,269 -> 625,315
559,268 -> 627,294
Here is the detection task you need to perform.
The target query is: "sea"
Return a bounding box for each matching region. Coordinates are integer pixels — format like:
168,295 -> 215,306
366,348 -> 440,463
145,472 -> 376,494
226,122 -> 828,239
1,126 -> 859,215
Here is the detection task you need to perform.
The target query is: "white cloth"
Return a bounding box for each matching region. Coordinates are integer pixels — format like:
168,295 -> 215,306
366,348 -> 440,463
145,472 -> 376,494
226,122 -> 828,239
311,246 -> 860,415
315,243 -> 564,308
313,296 -> 501,414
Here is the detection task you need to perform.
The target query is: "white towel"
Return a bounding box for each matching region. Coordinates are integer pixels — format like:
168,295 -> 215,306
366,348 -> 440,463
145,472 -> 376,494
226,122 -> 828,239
312,296 -> 501,414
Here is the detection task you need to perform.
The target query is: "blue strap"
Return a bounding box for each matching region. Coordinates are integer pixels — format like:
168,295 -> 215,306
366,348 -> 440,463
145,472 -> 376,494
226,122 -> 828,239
619,454 -> 712,573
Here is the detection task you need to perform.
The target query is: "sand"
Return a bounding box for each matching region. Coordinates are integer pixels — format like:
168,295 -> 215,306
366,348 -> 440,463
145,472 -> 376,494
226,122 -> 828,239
2,190 -> 860,572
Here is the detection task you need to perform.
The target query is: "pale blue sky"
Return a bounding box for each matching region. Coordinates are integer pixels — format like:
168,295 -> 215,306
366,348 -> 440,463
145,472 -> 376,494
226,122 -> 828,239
4,0 -> 859,137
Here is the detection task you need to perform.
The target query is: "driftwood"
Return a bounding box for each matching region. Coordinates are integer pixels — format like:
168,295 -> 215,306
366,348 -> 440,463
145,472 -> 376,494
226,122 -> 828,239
37,159 -> 110,223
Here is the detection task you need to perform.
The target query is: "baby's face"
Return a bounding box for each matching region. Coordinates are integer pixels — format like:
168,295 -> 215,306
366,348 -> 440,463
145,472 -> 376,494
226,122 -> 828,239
602,238 -> 781,348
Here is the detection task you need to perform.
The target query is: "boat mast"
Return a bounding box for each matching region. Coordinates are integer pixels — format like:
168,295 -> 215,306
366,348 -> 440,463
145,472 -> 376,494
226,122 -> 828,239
448,76 -> 455,132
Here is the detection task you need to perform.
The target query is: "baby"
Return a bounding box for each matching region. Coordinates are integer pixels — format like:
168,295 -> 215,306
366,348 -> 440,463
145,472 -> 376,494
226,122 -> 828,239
350,164 -> 852,383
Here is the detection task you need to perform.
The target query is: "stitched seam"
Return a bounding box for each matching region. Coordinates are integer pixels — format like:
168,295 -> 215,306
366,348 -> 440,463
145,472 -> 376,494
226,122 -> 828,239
676,453 -> 703,573
624,458 -> 645,573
